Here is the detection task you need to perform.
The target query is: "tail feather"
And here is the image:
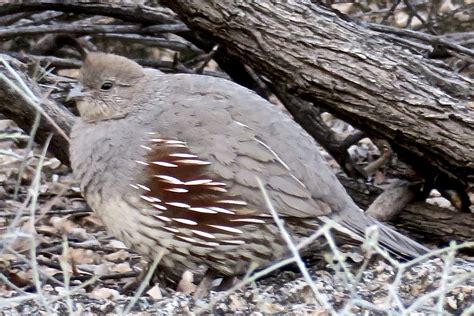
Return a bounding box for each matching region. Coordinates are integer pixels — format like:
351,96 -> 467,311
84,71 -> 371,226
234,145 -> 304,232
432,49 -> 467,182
338,210 -> 429,260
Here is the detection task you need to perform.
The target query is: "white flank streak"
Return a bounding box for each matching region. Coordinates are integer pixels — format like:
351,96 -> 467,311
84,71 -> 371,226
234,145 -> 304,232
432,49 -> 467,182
231,218 -> 266,224
165,188 -> 188,193
155,175 -> 183,185
173,218 -> 198,225
177,236 -> 198,243
166,144 -> 187,148
234,121 -> 250,128
176,159 -> 211,165
166,202 -> 190,208
153,161 -> 178,168
140,195 -> 158,203
221,239 -> 245,245
207,182 -> 227,186
209,187 -> 228,193
129,184 -> 139,190
184,179 -> 213,185
165,140 -> 186,145
136,184 -> 151,191
152,204 -> 167,210
150,138 -> 165,142
135,160 -> 149,166
169,153 -> 198,158
155,215 -> 171,222
208,207 -> 235,214
208,225 -> 243,234
198,241 -> 220,247
191,230 -> 216,239
163,227 -> 179,233
146,132 -> 156,135
189,207 -> 217,214
217,199 -> 247,206
140,145 -> 152,151
255,138 -> 291,171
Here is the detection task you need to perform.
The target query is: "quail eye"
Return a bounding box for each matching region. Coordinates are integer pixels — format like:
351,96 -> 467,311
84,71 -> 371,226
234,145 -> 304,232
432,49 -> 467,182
100,81 -> 113,91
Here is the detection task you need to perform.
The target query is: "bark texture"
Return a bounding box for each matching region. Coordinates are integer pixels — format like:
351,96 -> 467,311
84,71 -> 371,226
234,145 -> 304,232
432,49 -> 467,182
0,54 -> 74,164
163,1 -> 474,191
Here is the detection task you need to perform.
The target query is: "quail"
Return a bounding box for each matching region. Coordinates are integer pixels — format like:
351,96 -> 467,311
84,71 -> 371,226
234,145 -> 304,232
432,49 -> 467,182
69,53 -> 428,283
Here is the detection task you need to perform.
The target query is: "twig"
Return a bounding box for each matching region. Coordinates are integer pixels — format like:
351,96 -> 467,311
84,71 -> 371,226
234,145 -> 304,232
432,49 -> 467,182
195,44 -> 219,74
0,3 -> 178,25
0,12 -> 32,25
402,0 -> 437,34
0,57 -> 71,143
257,177 -> 333,312
381,0 -> 401,25
0,22 -> 189,39
96,34 -> 204,54
121,250 -> 165,315
0,24 -> 142,38
367,23 -> 474,57
28,133 -> 53,314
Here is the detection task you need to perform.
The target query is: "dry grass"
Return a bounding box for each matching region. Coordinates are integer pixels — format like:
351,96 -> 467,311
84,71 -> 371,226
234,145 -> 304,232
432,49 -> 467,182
0,56 -> 473,315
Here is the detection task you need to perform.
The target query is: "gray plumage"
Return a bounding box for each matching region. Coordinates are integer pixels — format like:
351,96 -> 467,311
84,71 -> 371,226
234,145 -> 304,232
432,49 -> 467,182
70,53 -> 428,278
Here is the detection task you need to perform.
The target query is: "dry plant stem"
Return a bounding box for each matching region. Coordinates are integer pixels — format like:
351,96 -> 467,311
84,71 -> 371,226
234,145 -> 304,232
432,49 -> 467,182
322,230 -> 353,286
59,236 -> 74,315
28,133 -> 53,314
402,0 -> 435,34
339,254 -> 372,313
0,23 -> 189,38
0,149 -> 24,159
0,208 -> 91,219
0,294 -> 40,306
0,3 -> 178,24
0,56 -> 71,142
373,241 -> 474,314
435,243 -> 456,314
406,271 -> 474,314
0,54 -> 75,164
65,271 -> 139,283
380,0 -> 401,24
0,24 -> 142,38
9,249 -> 64,287
196,222 -> 337,313
367,23 -> 474,57
98,34 -> 203,53
256,178 -> 332,311
195,44 -> 219,74
13,111 -> 40,199
1,51 -> 82,68
195,260 -> 283,314
122,250 -> 165,315
45,276 -> 100,306
0,274 -> 29,295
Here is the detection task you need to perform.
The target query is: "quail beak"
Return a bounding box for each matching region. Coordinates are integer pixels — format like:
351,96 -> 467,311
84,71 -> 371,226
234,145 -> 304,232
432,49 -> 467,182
66,84 -> 86,102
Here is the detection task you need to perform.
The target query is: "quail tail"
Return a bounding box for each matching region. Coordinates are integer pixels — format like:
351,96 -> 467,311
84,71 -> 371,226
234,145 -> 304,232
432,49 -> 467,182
338,210 -> 429,260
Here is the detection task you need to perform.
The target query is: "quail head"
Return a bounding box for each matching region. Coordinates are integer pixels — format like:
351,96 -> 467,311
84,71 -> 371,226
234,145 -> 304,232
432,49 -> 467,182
69,52 -> 428,280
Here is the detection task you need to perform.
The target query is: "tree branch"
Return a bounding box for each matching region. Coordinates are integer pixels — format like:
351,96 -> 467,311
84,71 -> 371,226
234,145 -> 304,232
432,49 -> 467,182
163,1 -> 474,191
